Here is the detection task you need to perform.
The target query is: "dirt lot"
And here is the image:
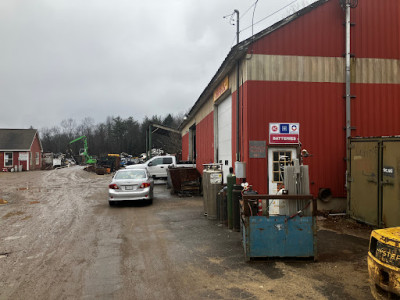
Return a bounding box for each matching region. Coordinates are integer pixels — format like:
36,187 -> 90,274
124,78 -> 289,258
0,167 -> 374,299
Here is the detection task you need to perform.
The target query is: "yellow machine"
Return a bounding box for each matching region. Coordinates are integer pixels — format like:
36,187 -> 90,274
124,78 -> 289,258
368,227 -> 400,299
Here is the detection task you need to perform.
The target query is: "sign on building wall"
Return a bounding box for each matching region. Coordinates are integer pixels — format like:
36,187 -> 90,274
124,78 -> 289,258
269,123 -> 300,144
249,141 -> 266,158
213,77 -> 229,102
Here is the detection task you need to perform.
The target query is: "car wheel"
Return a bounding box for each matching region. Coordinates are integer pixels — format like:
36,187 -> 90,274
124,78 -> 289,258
109,200 -> 115,206
148,199 -> 153,205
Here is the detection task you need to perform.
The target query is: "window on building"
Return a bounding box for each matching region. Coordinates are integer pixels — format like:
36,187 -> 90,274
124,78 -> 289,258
4,152 -> 13,167
272,151 -> 293,183
35,152 -> 40,165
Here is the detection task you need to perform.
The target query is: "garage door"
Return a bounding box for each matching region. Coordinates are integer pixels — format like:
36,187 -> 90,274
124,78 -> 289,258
217,95 -> 232,183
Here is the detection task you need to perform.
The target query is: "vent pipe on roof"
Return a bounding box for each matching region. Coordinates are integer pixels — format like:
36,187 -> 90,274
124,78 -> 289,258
234,10 -> 239,44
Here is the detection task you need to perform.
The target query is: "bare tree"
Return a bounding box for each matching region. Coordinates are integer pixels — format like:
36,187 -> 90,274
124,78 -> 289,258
40,113 -> 185,158
60,118 -> 77,141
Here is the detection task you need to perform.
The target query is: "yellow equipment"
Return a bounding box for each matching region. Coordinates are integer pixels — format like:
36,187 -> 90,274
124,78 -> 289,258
368,227 -> 400,299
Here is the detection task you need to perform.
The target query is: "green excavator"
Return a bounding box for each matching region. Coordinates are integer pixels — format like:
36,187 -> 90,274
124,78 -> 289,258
69,135 -> 97,164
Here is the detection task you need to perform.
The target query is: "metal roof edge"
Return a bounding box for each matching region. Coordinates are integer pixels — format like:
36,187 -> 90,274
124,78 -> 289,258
247,0 -> 328,44
179,0 -> 328,131
179,45 -> 248,131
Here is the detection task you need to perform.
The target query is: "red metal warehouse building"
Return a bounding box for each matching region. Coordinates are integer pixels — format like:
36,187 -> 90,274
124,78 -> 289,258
180,0 -> 400,208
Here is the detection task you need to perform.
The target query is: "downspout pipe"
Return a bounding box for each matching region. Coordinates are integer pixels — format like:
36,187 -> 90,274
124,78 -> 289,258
234,9 -> 240,162
345,2 -> 352,210
345,3 -> 351,141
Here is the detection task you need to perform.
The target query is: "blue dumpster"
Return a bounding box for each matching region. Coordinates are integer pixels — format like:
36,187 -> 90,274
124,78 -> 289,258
241,194 -> 317,261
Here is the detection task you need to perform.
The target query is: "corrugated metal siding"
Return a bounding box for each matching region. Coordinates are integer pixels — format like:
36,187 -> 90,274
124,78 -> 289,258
250,0 -> 400,60
239,0 -> 400,197
352,83 -> 400,137
247,55 -> 345,83
243,81 -> 346,197
352,0 -> 400,59
250,0 -> 344,58
181,133 -> 189,161
182,0 -> 400,197
232,87 -> 246,179
195,112 -> 214,174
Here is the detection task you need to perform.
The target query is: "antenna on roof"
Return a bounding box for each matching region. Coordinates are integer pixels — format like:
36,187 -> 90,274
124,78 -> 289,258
224,10 -> 240,44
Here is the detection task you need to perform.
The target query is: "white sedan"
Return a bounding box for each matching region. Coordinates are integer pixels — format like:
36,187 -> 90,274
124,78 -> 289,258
108,168 -> 154,206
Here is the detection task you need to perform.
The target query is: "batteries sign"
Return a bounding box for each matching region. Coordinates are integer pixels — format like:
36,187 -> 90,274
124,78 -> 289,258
269,123 -> 300,144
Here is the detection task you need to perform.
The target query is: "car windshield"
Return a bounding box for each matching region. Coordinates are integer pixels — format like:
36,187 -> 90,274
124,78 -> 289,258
114,170 -> 147,180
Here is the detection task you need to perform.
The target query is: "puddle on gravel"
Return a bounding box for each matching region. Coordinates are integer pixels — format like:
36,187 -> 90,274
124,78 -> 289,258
2,211 -> 25,219
0,199 -> 8,205
4,235 -> 27,241
16,186 -> 48,192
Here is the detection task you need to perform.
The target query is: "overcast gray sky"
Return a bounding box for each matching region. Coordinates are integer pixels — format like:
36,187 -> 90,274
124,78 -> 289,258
0,0 -> 316,130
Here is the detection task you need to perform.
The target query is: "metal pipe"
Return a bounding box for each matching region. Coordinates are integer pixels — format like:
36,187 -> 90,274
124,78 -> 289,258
345,3 -> 351,141
236,62 -> 240,162
345,2 -> 352,210
234,9 -> 240,162
234,9 -> 239,44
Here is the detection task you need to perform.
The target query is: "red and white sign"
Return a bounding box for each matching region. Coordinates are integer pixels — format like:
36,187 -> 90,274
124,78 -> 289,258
269,123 -> 300,144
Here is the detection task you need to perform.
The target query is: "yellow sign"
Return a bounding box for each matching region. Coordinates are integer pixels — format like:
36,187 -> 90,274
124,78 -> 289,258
213,77 -> 229,102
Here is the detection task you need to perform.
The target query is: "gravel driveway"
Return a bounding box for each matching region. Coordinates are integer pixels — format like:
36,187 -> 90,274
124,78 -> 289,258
0,166 -> 373,299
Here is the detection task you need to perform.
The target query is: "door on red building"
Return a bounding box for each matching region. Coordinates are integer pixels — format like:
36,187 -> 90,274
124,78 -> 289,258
19,152 -> 29,170
268,147 -> 297,194
216,95 -> 232,184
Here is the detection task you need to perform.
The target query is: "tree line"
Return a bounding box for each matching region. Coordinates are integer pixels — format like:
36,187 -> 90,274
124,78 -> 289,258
39,114 -> 184,159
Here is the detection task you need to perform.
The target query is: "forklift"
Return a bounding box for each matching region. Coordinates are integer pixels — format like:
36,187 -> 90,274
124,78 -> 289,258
368,227 -> 400,299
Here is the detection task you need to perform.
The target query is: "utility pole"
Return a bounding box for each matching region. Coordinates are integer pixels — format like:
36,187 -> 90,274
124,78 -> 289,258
148,124 -> 152,159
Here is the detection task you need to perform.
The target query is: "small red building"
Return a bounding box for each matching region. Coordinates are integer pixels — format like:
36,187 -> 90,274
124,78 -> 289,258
0,129 -> 43,171
180,0 -> 400,209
